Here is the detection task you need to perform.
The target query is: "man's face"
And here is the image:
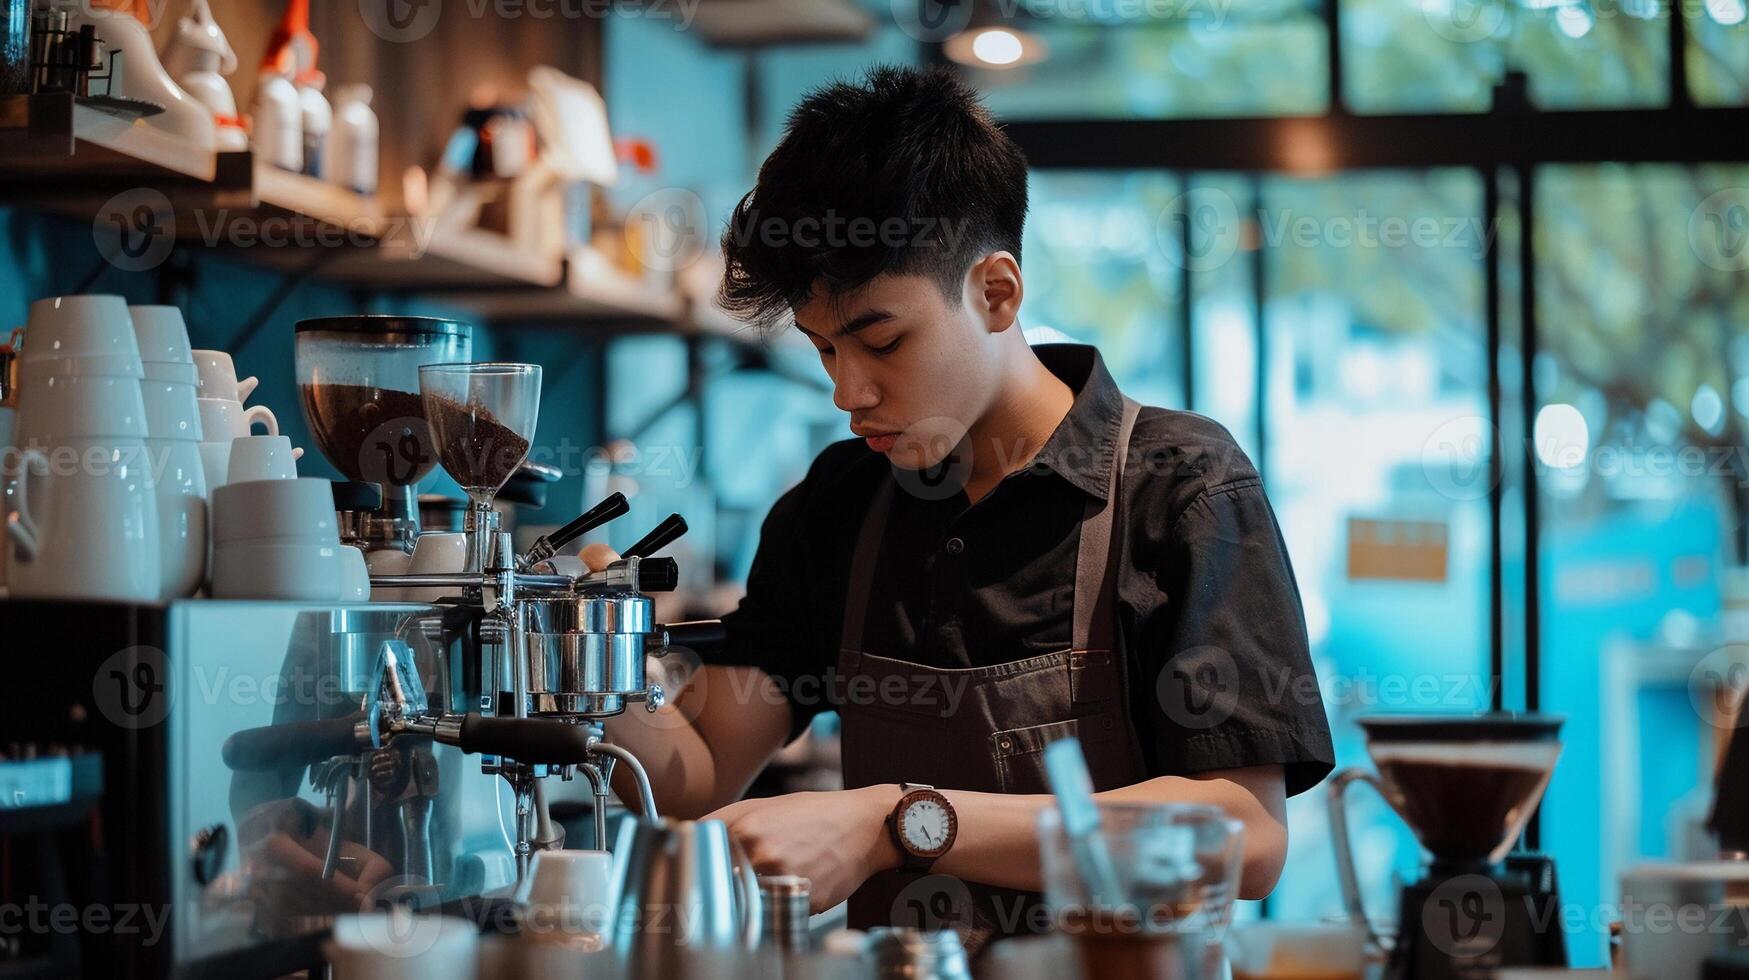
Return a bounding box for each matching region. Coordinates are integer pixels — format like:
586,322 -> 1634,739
794,270 -> 1002,471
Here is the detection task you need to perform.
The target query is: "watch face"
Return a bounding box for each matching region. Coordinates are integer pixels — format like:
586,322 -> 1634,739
901,796 -> 952,855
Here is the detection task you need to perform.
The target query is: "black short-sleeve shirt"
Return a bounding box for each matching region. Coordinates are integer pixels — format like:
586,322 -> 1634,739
709,343 -> 1336,797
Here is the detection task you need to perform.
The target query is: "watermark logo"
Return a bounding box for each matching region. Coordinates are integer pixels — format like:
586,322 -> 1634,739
626,187 -> 710,274
1689,188 -> 1749,273
352,899 -> 453,958
1421,873 -> 1507,959
358,416 -> 436,487
1157,186 -> 1240,273
94,188 -> 175,272
1422,414 -> 1499,501
1691,644 -> 1749,728
891,873 -> 975,932
359,0 -> 445,43
889,417 -> 974,502
891,0 -> 976,41
92,646 -> 172,731
1156,645 -> 1240,729
1421,0 -> 1510,43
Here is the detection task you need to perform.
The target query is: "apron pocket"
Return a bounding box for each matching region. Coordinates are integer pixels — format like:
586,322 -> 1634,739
990,714 -> 1126,795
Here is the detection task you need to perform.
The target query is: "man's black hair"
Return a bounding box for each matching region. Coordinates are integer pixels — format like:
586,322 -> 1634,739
718,65 -> 1029,333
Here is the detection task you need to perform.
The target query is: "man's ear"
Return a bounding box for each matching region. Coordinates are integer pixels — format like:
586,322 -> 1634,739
966,252 -> 1023,335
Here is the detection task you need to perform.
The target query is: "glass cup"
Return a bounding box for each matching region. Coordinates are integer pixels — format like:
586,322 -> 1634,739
1038,802 -> 1244,980
418,362 -> 541,571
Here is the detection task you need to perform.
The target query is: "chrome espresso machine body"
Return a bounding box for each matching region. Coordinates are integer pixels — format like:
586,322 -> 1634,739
0,500 -> 719,978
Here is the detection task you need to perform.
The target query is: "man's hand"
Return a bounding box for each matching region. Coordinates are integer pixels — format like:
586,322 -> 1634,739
579,542 -> 620,572
706,785 -> 903,913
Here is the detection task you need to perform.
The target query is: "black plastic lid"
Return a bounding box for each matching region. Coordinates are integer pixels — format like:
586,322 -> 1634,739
1358,712 -> 1564,742
295,315 -> 472,340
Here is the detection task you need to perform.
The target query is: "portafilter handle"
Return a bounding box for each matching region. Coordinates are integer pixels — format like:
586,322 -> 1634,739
623,513 -> 688,559
520,492 -> 630,570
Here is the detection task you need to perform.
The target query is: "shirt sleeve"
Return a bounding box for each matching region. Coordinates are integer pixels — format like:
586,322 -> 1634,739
703,476 -> 827,744
1134,478 -> 1336,797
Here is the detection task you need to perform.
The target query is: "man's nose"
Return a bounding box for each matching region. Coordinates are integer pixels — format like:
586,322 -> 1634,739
832,362 -> 879,413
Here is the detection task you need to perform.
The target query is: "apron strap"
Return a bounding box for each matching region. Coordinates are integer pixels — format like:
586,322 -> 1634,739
839,478 -> 895,653
1070,397 -> 1141,653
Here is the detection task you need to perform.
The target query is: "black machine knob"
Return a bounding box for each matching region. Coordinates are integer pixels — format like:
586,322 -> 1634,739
191,823 -> 229,886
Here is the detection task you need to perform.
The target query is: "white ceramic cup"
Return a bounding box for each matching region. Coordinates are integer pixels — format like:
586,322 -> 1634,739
140,378 -> 208,600
191,349 -> 259,403
405,531 -> 468,603
521,849 -> 617,938
197,440 -> 230,489
6,376 -> 159,602
227,434 -> 299,483
1620,862 -> 1749,980
21,294 -> 143,377
324,912 -> 479,980
128,305 -> 195,367
132,304 -> 200,387
210,540 -> 343,601
210,477 -> 339,547
339,545 -> 371,601
198,396 -> 278,443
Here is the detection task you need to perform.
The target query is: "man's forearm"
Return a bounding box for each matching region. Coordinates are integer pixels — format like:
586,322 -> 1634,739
890,769 -> 1289,899
602,705 -> 720,818
602,663 -> 793,819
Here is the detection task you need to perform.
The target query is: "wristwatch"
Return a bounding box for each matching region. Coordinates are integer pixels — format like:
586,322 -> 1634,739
887,782 -> 957,872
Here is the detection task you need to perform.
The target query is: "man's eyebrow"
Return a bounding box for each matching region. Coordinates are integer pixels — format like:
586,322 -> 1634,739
794,308 -> 896,339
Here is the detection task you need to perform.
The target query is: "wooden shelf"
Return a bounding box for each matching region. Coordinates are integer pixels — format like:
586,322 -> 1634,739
251,162 -> 386,234
0,92 -> 756,338
0,92 -> 217,187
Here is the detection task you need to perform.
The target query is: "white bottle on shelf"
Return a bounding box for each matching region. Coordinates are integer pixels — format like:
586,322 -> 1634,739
327,84 -> 379,195
298,73 -> 331,179
252,71 -> 303,172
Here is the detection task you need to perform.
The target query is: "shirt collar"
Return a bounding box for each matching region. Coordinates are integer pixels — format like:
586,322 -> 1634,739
1026,344 -> 1125,500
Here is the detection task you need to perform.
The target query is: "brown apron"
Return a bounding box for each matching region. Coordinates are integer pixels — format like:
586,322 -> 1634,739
837,397 -> 1147,949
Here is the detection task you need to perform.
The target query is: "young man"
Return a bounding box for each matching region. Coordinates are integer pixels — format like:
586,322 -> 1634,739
598,65 -> 1333,943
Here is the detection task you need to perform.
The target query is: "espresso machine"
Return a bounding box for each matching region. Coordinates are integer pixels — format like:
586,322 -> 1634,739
1328,713 -> 1568,980
248,356 -> 715,882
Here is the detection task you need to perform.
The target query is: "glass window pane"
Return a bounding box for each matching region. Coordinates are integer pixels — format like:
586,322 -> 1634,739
967,8 -> 1329,119
1689,0 -> 1749,105
1022,171 -> 1185,406
1343,0 -> 1669,112
1252,169 -> 1494,922
1537,163 -> 1749,967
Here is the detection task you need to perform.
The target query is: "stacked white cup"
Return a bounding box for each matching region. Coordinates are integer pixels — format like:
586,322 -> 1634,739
209,477 -> 344,601
192,349 -> 280,486
130,306 -> 208,600
6,295 -> 161,601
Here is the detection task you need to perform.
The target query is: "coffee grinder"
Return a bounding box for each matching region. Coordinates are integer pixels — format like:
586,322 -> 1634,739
295,315 -> 472,567
1329,713 -> 1568,980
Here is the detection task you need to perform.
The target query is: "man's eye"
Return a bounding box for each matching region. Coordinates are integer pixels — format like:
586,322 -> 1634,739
866,337 -> 902,355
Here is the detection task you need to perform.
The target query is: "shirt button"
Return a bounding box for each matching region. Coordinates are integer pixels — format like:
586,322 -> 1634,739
945,537 -> 965,556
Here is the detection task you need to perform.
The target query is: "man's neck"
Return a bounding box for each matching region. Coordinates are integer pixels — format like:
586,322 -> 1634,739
959,344 -> 1075,504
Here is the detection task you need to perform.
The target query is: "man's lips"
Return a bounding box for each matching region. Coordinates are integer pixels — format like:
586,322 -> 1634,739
852,426 -> 902,453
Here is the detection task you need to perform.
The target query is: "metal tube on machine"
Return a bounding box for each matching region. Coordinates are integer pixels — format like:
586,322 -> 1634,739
592,740 -> 658,821
577,760 -> 610,853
